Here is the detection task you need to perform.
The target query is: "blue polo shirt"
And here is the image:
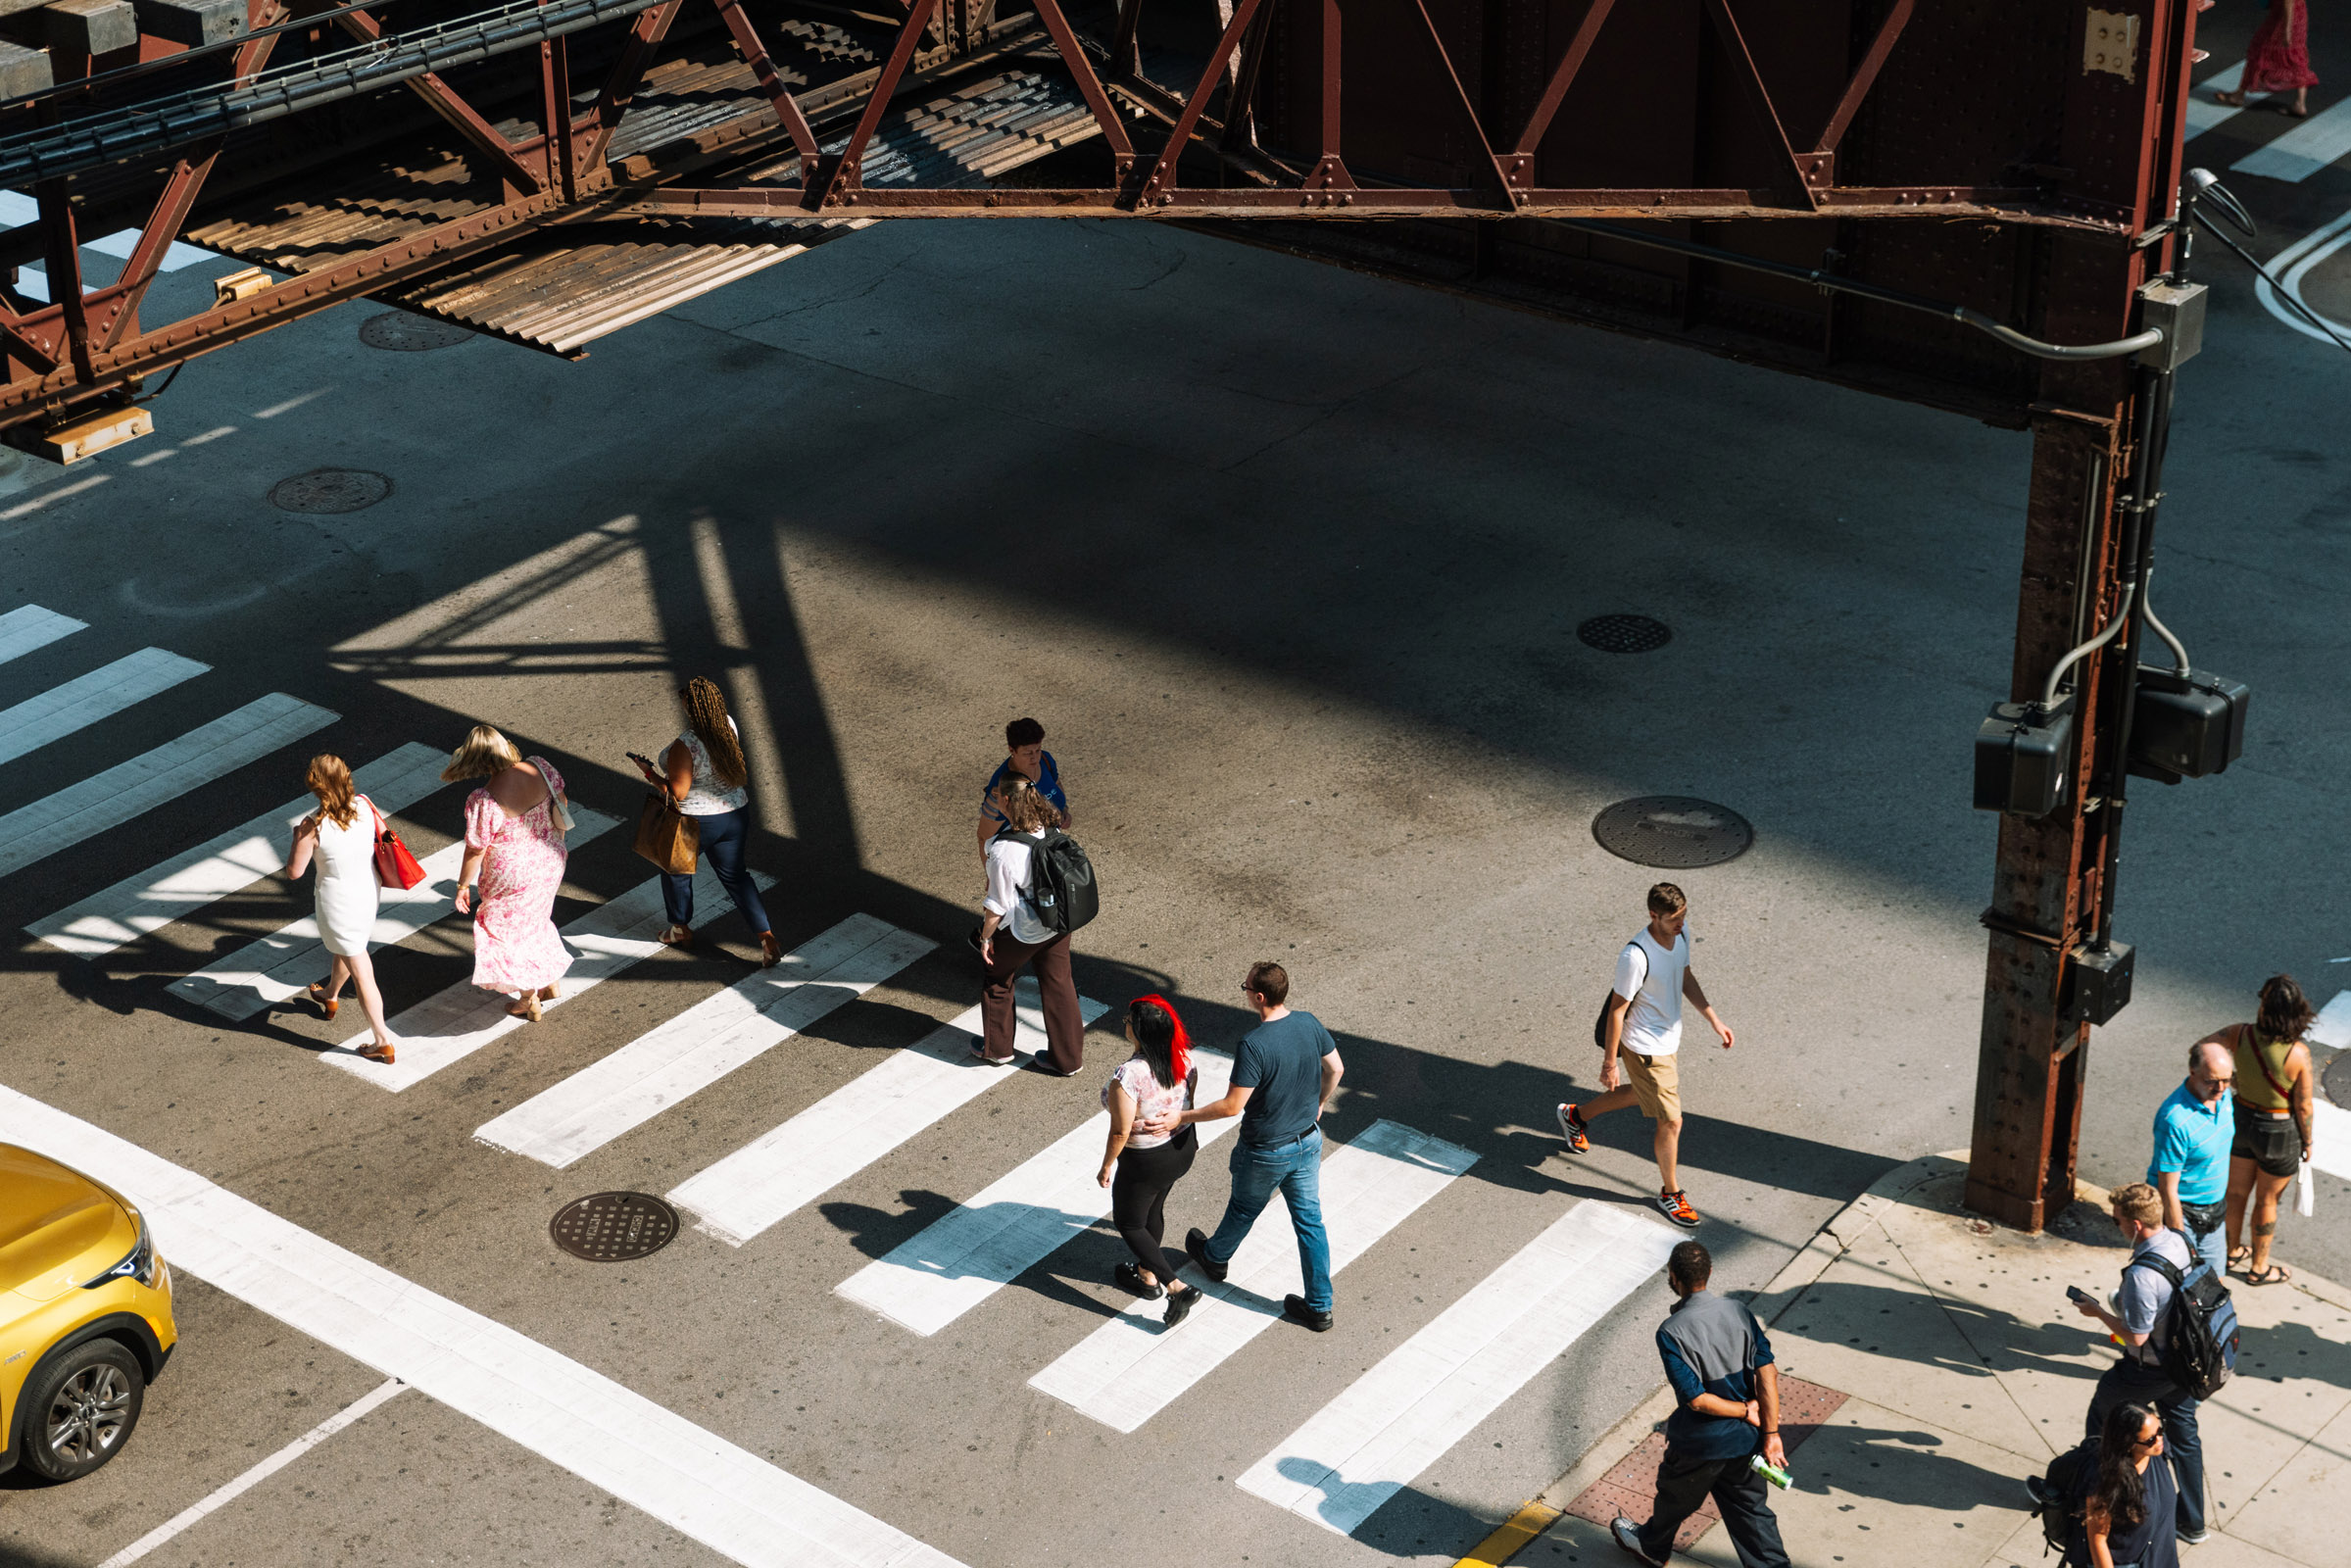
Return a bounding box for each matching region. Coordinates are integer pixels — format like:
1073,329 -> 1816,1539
2148,1082 -> 2230,1205
981,752 -> 1065,828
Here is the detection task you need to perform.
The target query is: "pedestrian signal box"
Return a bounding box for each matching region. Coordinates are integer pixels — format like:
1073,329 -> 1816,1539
2062,940 -> 2135,1029
1974,699 -> 2075,817
2128,666 -> 2249,784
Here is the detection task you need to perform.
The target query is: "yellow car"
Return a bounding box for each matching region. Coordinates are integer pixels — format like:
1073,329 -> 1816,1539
1,1143 -> 175,1482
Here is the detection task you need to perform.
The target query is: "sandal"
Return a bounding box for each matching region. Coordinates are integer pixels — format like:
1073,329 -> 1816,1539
658,924 -> 694,948
508,995 -> 544,1023
358,1043 -> 396,1065
759,931 -> 784,968
306,981 -> 340,1021
2228,1245 -> 2252,1271
2246,1262 -> 2293,1286
2213,88 -> 2246,107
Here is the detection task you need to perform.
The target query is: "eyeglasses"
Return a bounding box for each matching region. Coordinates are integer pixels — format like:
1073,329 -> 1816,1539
2133,1434 -> 2163,1450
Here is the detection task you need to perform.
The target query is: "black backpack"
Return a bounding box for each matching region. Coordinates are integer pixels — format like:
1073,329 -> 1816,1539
2127,1250 -> 2239,1400
2033,1441 -> 2094,1563
1592,942 -> 1644,1049
1017,826 -> 1100,936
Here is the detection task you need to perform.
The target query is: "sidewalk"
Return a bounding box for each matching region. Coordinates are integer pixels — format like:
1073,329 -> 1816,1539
1494,1152 -> 2351,1568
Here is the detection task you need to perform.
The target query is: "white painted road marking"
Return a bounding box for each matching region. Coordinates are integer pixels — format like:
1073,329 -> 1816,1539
322,866 -> 775,1091
0,1085 -> 966,1568
2311,1100 -> 2351,1182
2184,63 -> 2247,138
837,1048 -> 1236,1335
27,742 -> 448,958
0,603 -> 85,665
0,693 -> 334,880
2256,205 -> 2351,346
1028,1119 -> 1478,1434
2309,988 -> 2351,1049
95,1379 -> 407,1568
167,808 -> 620,1019
672,984 -> 1108,1248
474,913 -> 936,1169
2234,93 -> 2351,182
1238,1200 -> 1679,1535
0,648 -> 208,767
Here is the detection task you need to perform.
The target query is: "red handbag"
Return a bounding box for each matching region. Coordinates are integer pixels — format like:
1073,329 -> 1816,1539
367,797 -> 427,890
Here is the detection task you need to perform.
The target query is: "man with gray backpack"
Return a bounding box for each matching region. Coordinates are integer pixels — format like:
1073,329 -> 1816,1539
2028,1180 -> 2237,1548
974,774 -> 1099,1075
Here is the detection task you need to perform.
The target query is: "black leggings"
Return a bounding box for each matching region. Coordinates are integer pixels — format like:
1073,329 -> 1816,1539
1112,1126 -> 1198,1287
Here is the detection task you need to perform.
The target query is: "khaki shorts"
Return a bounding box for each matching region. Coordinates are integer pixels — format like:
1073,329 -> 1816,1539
1623,1050 -> 1682,1122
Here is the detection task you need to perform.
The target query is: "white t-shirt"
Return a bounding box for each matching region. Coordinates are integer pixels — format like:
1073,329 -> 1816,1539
1613,927 -> 1690,1056
984,829 -> 1056,946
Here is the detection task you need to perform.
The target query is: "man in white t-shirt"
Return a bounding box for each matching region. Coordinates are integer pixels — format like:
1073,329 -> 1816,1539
1556,882 -> 1735,1230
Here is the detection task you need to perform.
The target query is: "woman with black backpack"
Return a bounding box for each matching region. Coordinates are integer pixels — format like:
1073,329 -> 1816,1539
973,775 -> 1088,1075
2076,1401 -> 2180,1568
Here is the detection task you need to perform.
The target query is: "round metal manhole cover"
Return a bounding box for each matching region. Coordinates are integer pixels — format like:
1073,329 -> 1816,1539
1577,614 -> 1673,654
550,1192 -> 680,1261
2325,1048 -> 2351,1110
359,311 -> 474,351
1592,796 -> 1754,869
269,468 -> 391,514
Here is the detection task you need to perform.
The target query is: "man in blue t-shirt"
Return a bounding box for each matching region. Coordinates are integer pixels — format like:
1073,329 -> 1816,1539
975,716 -> 1068,858
1611,1242 -> 1789,1568
2148,1040 -> 2234,1280
1144,961 -> 1345,1332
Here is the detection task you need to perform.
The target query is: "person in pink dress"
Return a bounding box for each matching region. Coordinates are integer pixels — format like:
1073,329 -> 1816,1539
443,726 -> 574,1022
2218,0 -> 2317,118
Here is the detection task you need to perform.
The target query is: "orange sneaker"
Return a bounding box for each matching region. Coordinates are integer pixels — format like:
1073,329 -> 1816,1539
1656,1190 -> 1701,1229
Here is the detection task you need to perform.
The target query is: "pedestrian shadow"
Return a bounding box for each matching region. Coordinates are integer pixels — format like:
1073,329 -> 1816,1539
1250,1456 -> 1496,1559
1773,1276 -> 2100,1383
1793,1422 -> 2030,1511
817,1190 -> 962,1260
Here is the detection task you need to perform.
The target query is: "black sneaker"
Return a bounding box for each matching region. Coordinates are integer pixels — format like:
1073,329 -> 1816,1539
1163,1288 -> 1198,1329
1282,1294 -> 1334,1332
2179,1525 -> 2211,1546
2023,1475 -> 2052,1510
968,1043 -> 1016,1067
1185,1228 -> 1228,1284
1609,1518 -> 1665,1567
1025,1055 -> 1078,1077
1114,1261 -> 1164,1300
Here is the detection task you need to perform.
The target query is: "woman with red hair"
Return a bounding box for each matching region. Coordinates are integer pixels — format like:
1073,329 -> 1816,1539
1098,994 -> 1204,1327
2218,0 -> 2318,118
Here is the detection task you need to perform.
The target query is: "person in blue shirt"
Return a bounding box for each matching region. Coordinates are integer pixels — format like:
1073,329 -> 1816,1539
2148,1040 -> 2235,1280
1612,1242 -> 1789,1568
976,717 -> 1067,858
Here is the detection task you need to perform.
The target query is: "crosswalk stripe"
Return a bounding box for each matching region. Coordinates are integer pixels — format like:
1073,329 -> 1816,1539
0,693 -> 335,881
26,743 -> 449,958
0,1084 -> 968,1568
167,807 -> 621,1019
2233,92 -> 2351,182
671,984 -> 1110,1248
2184,63 -> 2247,138
474,914 -> 936,1170
0,648 -> 209,767
321,867 -> 777,1092
836,1048 -> 1238,1335
2311,1099 -> 2351,1181
1238,1200 -> 1680,1536
1028,1119 -> 1478,1434
0,604 -> 85,665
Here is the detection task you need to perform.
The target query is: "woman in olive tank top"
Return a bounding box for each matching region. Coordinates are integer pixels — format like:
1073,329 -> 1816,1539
2220,975 -> 2316,1286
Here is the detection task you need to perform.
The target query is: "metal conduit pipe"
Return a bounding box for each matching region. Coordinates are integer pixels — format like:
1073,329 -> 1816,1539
2040,583 -> 2137,710
0,0 -> 663,188
1550,219 -> 2167,362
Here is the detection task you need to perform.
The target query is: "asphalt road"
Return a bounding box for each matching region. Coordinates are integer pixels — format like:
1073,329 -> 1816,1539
3,20 -> 2350,1566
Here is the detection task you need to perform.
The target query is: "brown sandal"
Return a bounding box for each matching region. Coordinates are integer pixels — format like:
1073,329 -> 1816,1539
508,995 -> 543,1022
358,1043 -> 395,1064
759,931 -> 784,968
306,981 -> 340,1021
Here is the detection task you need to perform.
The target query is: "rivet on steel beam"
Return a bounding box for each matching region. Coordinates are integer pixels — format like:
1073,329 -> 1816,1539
1340,193 -> 1351,206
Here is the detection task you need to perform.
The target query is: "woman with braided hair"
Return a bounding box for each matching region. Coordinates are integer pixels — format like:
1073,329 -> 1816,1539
635,676 -> 783,966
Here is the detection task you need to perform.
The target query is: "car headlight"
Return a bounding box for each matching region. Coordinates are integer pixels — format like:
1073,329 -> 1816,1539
83,1212 -> 160,1290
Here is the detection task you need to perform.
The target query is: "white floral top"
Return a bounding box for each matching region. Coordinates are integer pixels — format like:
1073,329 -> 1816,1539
1104,1054 -> 1191,1151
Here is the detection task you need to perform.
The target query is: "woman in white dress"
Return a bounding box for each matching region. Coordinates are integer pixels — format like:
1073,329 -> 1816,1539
283,754 -> 396,1062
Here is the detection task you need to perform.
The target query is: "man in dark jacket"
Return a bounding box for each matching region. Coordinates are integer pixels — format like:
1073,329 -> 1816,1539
1611,1241 -> 1790,1568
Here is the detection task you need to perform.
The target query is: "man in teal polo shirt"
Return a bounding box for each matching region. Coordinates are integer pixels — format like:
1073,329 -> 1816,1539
2149,1039 -> 2234,1279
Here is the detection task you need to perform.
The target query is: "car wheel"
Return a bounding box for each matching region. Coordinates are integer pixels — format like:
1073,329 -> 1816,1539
22,1339 -> 145,1482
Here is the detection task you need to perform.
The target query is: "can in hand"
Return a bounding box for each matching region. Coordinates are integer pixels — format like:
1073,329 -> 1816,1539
1750,1453 -> 1791,1490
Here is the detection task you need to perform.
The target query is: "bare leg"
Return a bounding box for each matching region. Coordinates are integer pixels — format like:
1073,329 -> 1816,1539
2226,1155 -> 2257,1261
1580,1084 -> 1641,1119
343,950 -> 394,1050
325,955 -> 352,1000
1654,1116 -> 1684,1194
2247,1169 -> 2294,1273
2290,87 -> 2309,116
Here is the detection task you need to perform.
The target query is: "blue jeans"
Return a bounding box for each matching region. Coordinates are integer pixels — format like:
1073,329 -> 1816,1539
1203,1129 -> 1332,1314
661,807 -> 770,938
2178,1219 -> 2228,1282
2088,1357 -> 2204,1537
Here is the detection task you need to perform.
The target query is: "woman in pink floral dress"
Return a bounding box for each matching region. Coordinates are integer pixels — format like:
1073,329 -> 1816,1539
443,725 -> 574,1022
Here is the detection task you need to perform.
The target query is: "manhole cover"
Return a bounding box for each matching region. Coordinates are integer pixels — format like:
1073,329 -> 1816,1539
359,312 -> 474,351
269,468 -> 391,514
550,1192 -> 679,1261
1592,796 -> 1754,868
2325,1048 -> 2351,1109
1577,614 -> 1673,654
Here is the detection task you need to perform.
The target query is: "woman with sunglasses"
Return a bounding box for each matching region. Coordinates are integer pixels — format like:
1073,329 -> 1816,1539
2077,1401 -> 2180,1568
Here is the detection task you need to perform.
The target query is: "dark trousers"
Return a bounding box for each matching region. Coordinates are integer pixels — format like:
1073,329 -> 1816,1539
1112,1127 -> 1198,1285
660,808 -> 770,938
980,929 -> 1085,1070
2087,1357 -> 2205,1537
1639,1447 -> 1789,1568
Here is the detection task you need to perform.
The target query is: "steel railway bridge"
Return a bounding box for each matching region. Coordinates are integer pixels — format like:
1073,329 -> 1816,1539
0,0 -> 2211,1229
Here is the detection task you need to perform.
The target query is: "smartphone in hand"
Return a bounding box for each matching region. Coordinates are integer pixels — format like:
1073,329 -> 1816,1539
2066,1286 -> 2096,1306
627,751 -> 657,773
